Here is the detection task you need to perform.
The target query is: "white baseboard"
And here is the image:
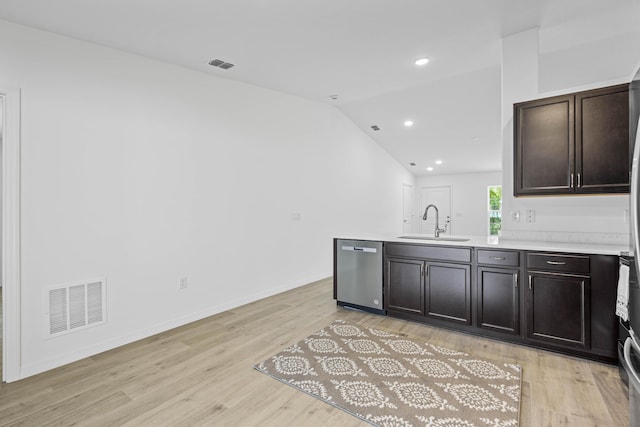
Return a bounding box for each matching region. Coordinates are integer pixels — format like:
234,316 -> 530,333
19,273 -> 331,380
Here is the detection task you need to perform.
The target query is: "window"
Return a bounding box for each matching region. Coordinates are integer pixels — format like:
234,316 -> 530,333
488,185 -> 502,236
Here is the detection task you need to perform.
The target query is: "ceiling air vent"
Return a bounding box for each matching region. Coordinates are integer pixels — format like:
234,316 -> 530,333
208,59 -> 235,70
371,125 -> 380,131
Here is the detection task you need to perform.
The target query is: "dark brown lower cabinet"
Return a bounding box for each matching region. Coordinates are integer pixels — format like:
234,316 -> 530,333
526,252 -> 592,350
426,262 -> 470,324
477,267 -> 519,334
386,257 -> 471,324
385,243 -> 472,327
526,271 -> 590,348
381,244 -> 618,363
386,257 -> 424,316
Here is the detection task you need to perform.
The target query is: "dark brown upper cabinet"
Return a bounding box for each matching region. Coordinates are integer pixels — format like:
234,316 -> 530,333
514,84 -> 629,196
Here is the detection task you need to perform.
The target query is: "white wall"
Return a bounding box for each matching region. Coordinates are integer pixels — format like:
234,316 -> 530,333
0,19 -> 414,378
0,96 -> 3,286
500,19 -> 640,245
415,171 -> 502,236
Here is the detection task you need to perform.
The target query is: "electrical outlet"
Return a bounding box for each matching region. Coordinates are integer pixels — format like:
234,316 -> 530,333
527,209 -> 535,223
179,277 -> 188,290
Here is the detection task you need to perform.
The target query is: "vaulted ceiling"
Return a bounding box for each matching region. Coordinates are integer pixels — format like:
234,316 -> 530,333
1,0 -> 638,175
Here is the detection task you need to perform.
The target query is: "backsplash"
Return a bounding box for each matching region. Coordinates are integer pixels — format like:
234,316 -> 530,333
499,230 -> 630,246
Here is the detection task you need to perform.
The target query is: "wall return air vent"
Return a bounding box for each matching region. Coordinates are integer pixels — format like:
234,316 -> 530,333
46,278 -> 106,337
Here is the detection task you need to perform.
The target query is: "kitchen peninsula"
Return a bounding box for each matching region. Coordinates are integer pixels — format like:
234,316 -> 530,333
333,235 -> 627,364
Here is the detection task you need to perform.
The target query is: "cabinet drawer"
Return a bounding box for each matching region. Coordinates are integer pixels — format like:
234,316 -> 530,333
477,249 -> 520,267
527,252 -> 589,274
385,243 -> 471,263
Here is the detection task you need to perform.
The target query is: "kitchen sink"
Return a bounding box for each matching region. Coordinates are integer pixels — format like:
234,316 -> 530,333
398,235 -> 470,242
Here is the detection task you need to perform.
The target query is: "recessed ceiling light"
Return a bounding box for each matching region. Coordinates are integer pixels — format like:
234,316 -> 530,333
435,160 -> 443,165
404,120 -> 414,127
414,57 -> 430,66
329,94 -> 339,100
426,167 -> 434,171
409,162 -> 416,167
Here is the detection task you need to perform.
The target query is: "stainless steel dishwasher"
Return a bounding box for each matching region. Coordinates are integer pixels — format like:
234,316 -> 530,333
336,239 -> 384,314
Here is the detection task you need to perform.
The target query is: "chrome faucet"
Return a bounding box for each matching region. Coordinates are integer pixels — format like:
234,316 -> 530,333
422,204 -> 446,238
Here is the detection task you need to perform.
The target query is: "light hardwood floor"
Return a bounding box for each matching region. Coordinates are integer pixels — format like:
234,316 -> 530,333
0,278 -> 629,426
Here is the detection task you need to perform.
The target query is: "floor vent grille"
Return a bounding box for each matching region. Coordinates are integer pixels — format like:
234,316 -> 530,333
47,278 -> 106,337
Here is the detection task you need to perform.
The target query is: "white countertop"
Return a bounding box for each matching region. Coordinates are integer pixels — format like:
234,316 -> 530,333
336,234 -> 629,256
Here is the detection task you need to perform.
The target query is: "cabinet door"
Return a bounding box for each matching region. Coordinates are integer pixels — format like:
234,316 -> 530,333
477,267 -> 519,335
514,94 -> 574,195
386,258 -> 424,315
527,271 -> 590,349
575,84 -> 629,193
425,262 -> 470,324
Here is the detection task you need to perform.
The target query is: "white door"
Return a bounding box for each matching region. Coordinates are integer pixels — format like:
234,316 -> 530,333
402,184 -> 414,234
420,186 -> 451,235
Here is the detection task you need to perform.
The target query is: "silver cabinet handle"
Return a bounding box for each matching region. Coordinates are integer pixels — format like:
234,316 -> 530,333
490,256 -> 506,260
577,173 -> 581,188
420,264 -> 424,277
514,273 -> 518,288
570,173 -> 574,188
546,260 -> 566,265
528,274 -> 532,290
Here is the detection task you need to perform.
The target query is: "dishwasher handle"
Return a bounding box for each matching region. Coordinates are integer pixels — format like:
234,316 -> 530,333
341,245 -> 378,253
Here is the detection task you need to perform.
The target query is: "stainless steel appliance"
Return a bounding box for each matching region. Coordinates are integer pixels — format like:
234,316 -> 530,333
619,254 -> 637,377
620,254 -> 640,425
336,239 -> 384,314
623,65 -> 640,425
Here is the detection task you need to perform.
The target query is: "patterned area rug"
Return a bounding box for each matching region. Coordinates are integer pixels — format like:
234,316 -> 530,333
255,320 -> 521,427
